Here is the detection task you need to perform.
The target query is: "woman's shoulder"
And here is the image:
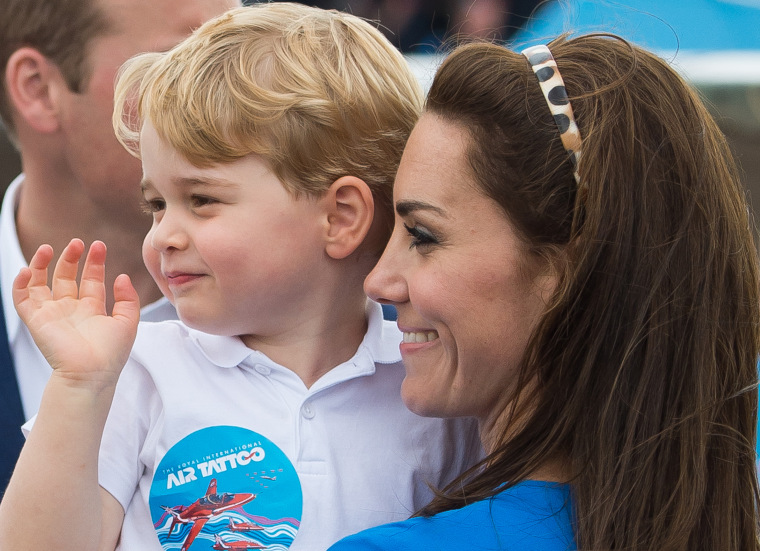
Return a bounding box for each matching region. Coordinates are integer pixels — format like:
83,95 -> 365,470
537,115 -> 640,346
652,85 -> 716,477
329,481 -> 576,551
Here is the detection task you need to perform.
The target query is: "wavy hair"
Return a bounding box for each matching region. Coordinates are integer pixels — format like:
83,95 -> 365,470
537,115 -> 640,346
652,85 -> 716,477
418,36 -> 760,551
113,3 -> 422,242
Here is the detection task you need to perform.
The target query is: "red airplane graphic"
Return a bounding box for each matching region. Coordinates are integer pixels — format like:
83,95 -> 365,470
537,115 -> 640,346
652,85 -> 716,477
161,478 -> 256,551
212,534 -> 266,550
228,520 -> 264,532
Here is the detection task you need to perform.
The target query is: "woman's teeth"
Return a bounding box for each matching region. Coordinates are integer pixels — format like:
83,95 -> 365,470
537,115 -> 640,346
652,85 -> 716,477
403,331 -> 439,343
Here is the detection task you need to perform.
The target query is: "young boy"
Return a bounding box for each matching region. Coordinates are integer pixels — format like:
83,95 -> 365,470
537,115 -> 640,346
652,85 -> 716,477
0,4 -> 481,551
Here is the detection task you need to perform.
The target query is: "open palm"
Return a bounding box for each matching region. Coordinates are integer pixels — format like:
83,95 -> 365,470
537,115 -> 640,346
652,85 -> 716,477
12,239 -> 141,387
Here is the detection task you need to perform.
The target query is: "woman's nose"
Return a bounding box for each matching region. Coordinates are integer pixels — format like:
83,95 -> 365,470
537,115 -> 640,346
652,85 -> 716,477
364,233 -> 409,306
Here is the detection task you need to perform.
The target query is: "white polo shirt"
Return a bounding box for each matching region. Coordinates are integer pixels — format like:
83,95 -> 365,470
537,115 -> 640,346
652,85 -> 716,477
0,175 -> 177,420
100,303 -> 482,551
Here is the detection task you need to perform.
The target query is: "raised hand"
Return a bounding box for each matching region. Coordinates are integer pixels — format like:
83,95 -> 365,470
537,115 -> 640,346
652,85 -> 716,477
12,239 -> 141,387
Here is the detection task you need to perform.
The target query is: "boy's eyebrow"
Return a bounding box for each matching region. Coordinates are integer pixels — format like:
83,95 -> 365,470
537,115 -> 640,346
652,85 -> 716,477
140,179 -> 153,194
140,176 -> 239,193
396,200 -> 447,217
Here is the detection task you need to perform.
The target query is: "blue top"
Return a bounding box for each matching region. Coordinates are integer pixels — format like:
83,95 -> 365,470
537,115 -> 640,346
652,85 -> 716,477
328,480 -> 576,551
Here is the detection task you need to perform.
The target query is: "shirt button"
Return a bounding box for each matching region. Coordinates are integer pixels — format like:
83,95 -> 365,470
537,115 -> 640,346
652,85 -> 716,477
254,364 -> 271,376
301,403 -> 315,419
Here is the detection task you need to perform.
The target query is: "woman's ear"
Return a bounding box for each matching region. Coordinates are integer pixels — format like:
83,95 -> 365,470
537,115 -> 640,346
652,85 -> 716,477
5,47 -> 64,134
533,249 -> 565,306
323,176 -> 375,260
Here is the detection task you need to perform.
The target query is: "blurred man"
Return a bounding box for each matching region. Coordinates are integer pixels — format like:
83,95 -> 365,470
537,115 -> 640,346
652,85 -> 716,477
0,0 -> 240,492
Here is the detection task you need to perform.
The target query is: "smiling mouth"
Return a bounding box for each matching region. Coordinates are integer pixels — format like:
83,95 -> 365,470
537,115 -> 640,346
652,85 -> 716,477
403,331 -> 439,344
165,273 -> 202,285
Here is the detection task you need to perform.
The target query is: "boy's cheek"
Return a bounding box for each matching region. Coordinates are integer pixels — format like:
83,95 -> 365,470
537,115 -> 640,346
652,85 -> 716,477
142,239 -> 174,303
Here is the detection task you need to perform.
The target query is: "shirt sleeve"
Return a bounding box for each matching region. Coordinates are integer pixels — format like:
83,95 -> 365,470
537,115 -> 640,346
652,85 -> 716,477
97,357 -> 157,511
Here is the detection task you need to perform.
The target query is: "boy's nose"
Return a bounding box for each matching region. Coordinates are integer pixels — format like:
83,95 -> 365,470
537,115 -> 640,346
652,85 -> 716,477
148,212 -> 188,252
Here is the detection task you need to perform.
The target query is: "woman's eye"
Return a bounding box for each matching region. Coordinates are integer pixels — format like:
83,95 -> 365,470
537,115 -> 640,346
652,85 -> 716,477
140,197 -> 165,214
403,223 -> 438,249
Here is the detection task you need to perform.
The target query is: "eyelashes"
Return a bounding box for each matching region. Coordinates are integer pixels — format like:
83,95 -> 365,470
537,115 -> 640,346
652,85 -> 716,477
139,195 -> 218,215
403,223 -> 438,249
189,195 -> 219,208
139,197 -> 165,215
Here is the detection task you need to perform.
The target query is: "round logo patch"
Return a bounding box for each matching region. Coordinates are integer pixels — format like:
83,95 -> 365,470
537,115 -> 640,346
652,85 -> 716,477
149,426 -> 302,550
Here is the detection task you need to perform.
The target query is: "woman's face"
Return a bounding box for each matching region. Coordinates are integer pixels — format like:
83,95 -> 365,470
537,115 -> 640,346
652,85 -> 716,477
364,114 -> 555,432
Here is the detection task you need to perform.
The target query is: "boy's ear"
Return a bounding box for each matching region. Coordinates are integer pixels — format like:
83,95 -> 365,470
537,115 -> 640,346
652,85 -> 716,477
323,176 -> 375,260
5,47 -> 64,134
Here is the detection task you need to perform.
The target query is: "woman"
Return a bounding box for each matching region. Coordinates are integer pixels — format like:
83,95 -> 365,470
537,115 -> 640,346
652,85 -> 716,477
330,35 -> 760,550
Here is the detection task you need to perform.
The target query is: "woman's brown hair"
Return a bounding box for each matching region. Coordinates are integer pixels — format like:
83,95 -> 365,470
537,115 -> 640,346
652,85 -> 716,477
419,35 -> 760,550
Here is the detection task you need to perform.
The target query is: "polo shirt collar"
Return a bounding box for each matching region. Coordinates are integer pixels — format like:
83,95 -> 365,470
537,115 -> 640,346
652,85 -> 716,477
186,329 -> 252,368
362,300 -> 402,364
186,300 -> 401,371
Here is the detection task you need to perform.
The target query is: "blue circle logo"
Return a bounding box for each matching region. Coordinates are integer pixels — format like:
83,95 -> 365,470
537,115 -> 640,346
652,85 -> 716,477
149,426 -> 302,550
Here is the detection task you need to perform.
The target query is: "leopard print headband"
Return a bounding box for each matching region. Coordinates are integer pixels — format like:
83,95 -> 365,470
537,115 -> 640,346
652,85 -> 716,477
522,44 -> 585,193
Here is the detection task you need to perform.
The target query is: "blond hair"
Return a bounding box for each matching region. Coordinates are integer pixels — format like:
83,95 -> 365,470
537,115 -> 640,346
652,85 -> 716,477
114,3 -> 422,235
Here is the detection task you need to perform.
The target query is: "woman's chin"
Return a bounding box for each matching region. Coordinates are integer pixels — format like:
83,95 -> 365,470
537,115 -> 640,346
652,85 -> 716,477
401,380 -> 444,418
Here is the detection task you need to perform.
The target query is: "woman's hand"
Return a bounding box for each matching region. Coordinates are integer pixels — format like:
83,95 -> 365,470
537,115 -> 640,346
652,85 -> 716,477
12,238 -> 141,388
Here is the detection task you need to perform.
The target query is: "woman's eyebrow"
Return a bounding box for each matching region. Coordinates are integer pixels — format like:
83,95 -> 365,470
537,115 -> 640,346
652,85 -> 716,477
396,200 -> 447,218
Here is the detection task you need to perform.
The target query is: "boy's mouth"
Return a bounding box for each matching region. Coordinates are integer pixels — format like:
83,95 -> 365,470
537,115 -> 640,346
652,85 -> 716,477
164,272 -> 203,286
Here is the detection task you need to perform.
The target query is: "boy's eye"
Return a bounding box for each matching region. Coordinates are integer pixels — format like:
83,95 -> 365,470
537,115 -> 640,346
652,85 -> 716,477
403,223 -> 438,250
190,195 -> 218,208
140,197 -> 165,214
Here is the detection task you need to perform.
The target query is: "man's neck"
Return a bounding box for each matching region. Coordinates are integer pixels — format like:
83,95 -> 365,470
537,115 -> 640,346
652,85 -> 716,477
14,172 -> 162,310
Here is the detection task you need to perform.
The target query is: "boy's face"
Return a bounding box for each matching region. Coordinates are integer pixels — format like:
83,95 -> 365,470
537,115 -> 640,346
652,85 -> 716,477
139,121 -> 329,338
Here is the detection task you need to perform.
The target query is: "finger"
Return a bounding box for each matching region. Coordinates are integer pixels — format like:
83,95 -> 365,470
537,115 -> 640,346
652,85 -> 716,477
78,241 -> 107,305
51,239 -> 86,300
26,244 -> 55,290
112,274 -> 141,331
12,267 -> 34,318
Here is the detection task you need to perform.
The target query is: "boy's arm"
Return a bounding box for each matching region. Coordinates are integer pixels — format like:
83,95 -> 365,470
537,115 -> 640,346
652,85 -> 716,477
0,239 -> 140,550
